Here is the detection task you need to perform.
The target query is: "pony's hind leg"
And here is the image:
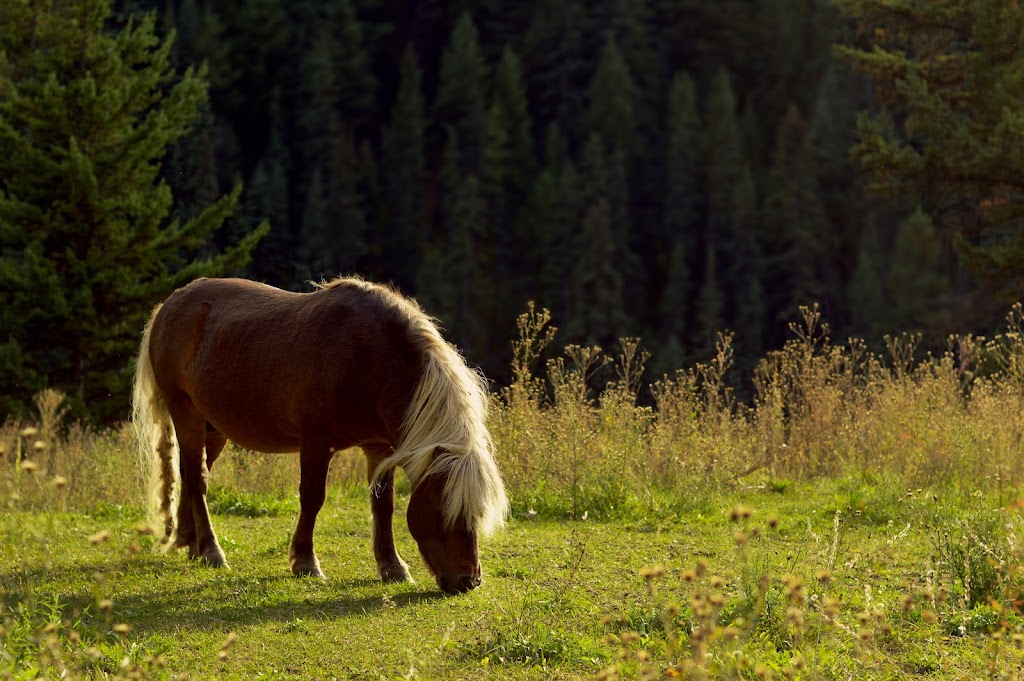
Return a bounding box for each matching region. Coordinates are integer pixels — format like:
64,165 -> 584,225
174,427 -> 228,556
366,447 -> 412,583
289,441 -> 333,578
171,408 -> 228,568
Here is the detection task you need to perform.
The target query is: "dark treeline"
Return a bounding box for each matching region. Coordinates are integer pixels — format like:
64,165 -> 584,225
129,0 -> 956,383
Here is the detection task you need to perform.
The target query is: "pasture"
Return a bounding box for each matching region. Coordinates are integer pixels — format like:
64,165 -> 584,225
6,306 -> 1024,679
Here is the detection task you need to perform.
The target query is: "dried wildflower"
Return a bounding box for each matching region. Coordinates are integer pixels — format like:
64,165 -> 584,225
768,515 -> 779,530
681,569 -> 697,583
620,631 -> 639,644
113,623 -> 131,635
20,460 -> 38,473
51,475 -> 68,489
599,615 -> 613,626
857,628 -> 872,642
710,575 -> 725,589
664,603 -> 680,617
901,594 -> 914,611
640,564 -> 665,580
734,531 -> 747,546
755,665 -> 768,678
88,530 -> 110,545
135,523 -> 155,536
99,599 -> 114,613
723,626 -> 740,640
221,632 -> 238,651
695,560 -> 707,577
922,610 -> 937,623
32,440 -> 47,452
791,655 -> 806,670
816,569 -> 832,584
709,593 -> 725,607
730,505 -> 754,522
20,427 -> 38,438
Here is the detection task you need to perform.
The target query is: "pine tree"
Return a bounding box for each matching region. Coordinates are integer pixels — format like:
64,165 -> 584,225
848,215 -> 885,339
436,13 -> 488,176
586,34 -> 637,157
380,48 -> 427,290
693,238 -> 725,357
729,164 -> 765,359
887,207 -> 952,331
835,0 -> 1024,295
0,0 -> 266,421
243,93 -> 292,287
569,197 -> 628,345
761,103 -> 832,325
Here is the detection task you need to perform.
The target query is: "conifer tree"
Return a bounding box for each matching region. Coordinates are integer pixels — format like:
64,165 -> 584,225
436,13 -> 488,176
848,216 -> 885,339
887,208 -> 952,331
0,0 -> 265,421
729,164 -> 765,359
703,67 -> 745,246
693,239 -> 725,357
243,94 -> 292,286
835,0 -> 1024,295
380,49 -> 427,289
586,34 -> 637,157
761,103 -> 832,324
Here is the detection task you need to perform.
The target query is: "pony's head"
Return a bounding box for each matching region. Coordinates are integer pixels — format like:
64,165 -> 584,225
381,302 -> 509,593
407,471 -> 481,593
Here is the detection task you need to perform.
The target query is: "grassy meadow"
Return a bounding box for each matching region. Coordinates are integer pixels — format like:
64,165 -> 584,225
6,306 -> 1024,679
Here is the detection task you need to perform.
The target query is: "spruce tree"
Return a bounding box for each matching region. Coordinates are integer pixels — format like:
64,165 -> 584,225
380,49 -> 427,290
761,103 -> 832,325
887,208 -> 952,331
0,0 -> 266,421
436,13 -> 488,176
835,0 -> 1024,295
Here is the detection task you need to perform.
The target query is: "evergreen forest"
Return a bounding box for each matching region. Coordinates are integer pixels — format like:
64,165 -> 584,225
2,0 -> 1020,421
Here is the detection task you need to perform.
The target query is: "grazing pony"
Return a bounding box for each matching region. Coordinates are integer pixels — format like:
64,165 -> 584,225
131,277 -> 507,593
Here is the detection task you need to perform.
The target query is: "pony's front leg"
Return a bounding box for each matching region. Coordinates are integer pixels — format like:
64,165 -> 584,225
366,447 -> 412,583
290,443 -> 333,577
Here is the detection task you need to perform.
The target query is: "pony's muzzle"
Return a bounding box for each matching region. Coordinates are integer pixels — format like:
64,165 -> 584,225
438,573 -> 481,594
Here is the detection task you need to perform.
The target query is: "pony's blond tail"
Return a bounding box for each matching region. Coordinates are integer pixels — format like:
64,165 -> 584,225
131,304 -> 179,549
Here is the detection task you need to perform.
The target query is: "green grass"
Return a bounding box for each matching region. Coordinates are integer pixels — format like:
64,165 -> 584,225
4,477 -> 1024,679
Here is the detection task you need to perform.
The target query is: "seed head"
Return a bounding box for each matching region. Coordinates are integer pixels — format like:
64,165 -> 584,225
51,475 -> 68,489
32,440 -> 47,452
113,623 -> 131,636
20,427 -> 38,438
681,569 -> 697,583
88,530 -> 110,545
816,569 -> 832,584
710,575 -> 725,589
20,460 -> 38,473
99,599 -> 113,613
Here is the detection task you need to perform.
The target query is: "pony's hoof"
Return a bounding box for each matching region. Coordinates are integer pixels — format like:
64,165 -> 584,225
198,544 -> 228,568
291,557 -> 324,578
378,561 -> 413,584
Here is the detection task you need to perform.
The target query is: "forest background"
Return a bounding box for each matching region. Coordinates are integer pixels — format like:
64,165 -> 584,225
1,0 -> 1017,423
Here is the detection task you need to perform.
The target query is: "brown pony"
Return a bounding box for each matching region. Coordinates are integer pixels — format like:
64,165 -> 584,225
131,277 -> 507,594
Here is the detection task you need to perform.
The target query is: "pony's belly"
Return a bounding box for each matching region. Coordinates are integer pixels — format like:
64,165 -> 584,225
211,419 -> 301,454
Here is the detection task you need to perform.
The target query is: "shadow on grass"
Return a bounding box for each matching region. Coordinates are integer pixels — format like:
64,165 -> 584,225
0,553 -> 451,638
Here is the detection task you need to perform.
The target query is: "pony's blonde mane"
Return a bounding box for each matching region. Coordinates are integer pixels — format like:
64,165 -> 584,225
324,277 -> 507,536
